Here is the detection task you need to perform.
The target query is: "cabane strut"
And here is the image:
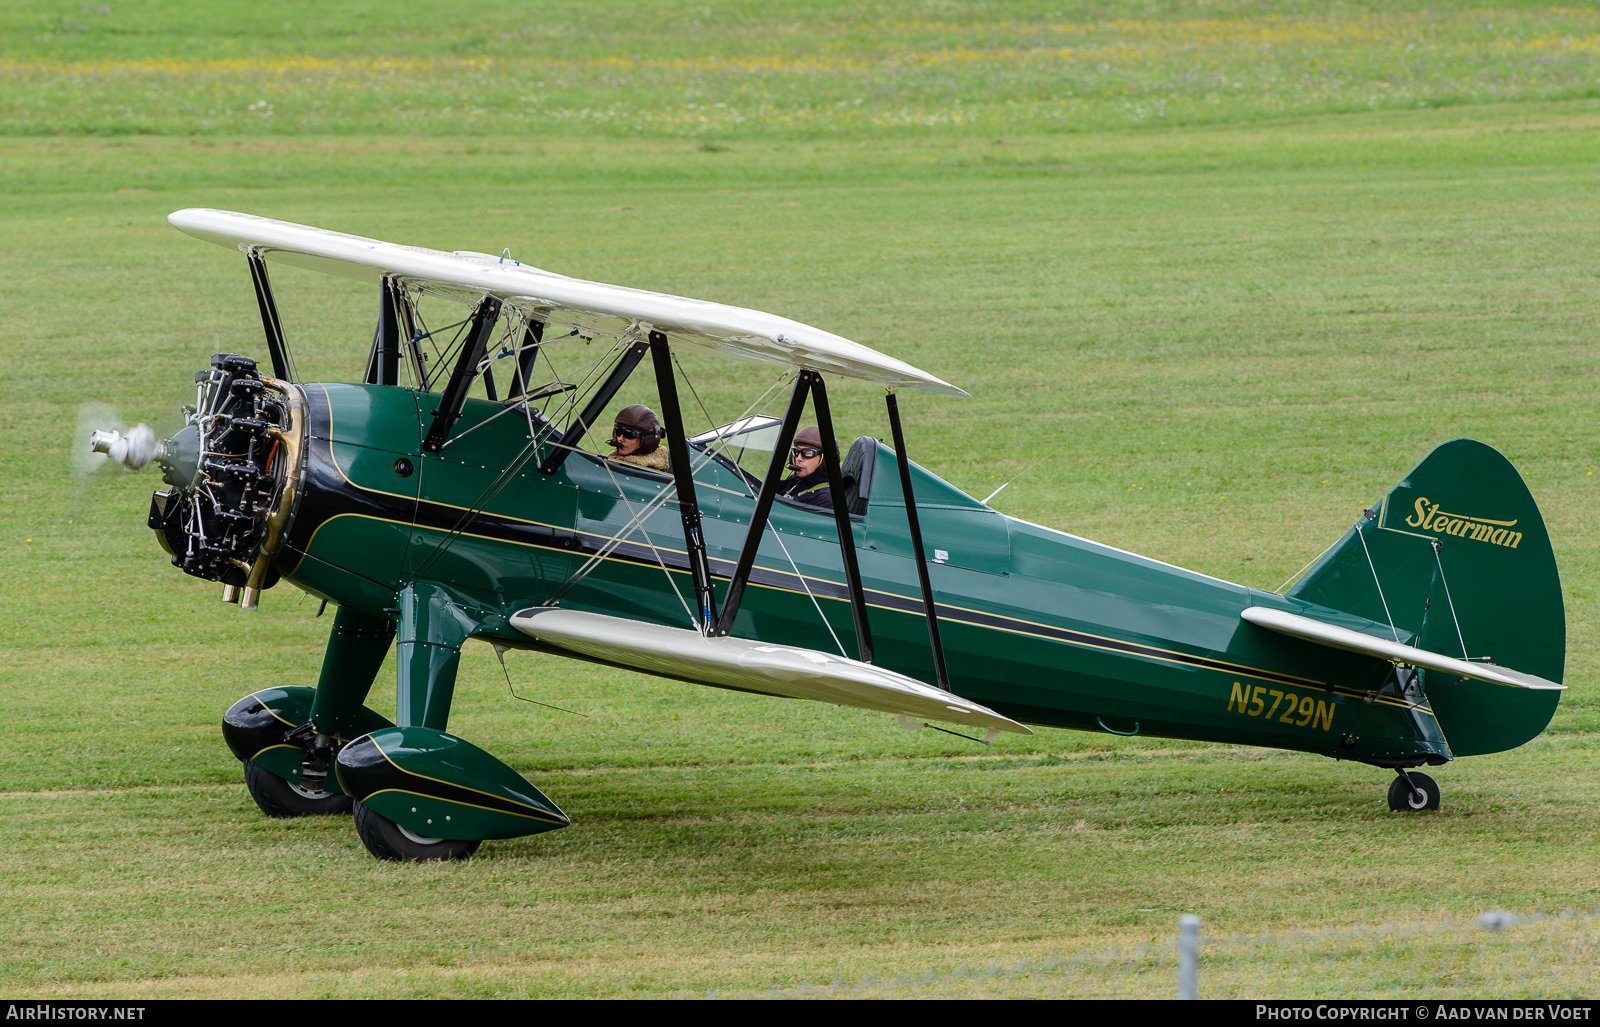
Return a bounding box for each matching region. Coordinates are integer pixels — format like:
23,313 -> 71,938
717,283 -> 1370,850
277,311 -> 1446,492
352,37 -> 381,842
422,296 -> 502,453
246,251 -> 297,383
363,276 -> 403,387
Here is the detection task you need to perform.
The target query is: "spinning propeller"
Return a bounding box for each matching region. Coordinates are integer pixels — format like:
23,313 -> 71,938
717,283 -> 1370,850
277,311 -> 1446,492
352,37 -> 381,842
87,423 -> 160,471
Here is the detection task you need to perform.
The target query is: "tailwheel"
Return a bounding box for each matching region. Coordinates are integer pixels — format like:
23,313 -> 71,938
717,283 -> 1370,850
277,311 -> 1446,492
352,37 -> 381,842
243,759 -> 353,817
352,801 -> 482,862
1386,771 -> 1441,812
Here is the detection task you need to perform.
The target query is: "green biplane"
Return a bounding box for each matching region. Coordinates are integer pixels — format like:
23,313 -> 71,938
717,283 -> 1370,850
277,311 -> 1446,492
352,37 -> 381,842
93,209 -> 1566,861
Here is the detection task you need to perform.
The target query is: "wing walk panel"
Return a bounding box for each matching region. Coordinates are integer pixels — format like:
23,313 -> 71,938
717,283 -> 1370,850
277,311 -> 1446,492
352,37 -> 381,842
508,608 -> 1032,738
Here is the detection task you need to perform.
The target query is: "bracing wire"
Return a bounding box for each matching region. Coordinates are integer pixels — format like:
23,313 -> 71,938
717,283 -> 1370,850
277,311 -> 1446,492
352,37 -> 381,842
594,455 -> 701,630
769,526 -> 849,658
541,372 -> 793,607
411,434 -> 546,580
1430,541 -> 1471,660
1273,537 -> 1339,595
410,337 -> 631,578
1357,527 -> 1401,643
542,370 -> 795,608
981,443 -> 1068,506
445,331 -> 622,449
673,352 -> 721,438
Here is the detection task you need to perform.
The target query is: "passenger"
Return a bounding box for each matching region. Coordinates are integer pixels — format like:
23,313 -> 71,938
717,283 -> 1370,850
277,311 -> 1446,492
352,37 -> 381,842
606,404 -> 671,473
776,425 -> 832,509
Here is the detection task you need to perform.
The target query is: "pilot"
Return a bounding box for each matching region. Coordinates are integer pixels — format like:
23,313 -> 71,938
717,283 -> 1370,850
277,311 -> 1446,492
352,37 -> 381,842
776,425 -> 832,509
607,404 -> 671,472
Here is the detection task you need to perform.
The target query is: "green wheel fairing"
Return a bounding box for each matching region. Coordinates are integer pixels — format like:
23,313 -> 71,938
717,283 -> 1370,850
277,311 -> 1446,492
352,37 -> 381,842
221,685 -> 394,796
245,744 -> 330,794
335,726 -> 569,841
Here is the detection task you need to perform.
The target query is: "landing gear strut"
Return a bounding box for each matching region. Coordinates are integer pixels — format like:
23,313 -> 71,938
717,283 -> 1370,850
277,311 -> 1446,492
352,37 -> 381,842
1386,769 -> 1441,812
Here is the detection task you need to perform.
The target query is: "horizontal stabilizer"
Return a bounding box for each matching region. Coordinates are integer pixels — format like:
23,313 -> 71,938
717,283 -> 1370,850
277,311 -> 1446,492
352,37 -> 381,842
510,608 -> 1032,738
1241,607 -> 1564,691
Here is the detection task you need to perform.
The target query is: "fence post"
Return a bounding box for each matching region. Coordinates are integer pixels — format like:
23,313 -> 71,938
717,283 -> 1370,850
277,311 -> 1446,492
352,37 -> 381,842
1178,914 -> 1201,1000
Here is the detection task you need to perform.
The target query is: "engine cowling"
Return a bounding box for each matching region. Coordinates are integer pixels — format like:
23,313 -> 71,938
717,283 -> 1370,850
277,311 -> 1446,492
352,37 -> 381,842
147,353 -> 306,608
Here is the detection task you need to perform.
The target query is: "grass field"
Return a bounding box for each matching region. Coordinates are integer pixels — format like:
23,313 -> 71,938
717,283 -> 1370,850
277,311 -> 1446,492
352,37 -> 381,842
3,1 -> 1600,998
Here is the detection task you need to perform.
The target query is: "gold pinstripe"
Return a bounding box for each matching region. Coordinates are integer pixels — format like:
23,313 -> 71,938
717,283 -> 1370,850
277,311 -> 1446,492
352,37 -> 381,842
299,509 -> 1432,715
309,388 -> 1436,713
358,787 -> 563,824
368,735 -> 566,824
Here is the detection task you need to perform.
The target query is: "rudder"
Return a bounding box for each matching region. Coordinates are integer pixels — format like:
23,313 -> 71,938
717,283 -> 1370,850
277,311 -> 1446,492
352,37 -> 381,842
1286,439 -> 1563,756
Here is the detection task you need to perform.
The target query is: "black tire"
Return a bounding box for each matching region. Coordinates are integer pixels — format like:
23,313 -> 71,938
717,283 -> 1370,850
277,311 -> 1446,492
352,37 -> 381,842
242,759 -> 353,818
352,801 -> 482,862
1386,772 -> 1441,812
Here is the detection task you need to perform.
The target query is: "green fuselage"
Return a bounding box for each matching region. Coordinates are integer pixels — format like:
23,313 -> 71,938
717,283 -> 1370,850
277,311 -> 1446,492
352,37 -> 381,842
278,383 -> 1450,766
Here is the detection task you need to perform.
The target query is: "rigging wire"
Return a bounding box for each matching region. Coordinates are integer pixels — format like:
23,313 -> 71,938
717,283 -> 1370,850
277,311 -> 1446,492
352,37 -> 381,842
410,295 -> 473,387
1430,540 -> 1471,660
1357,526 -> 1401,643
541,392 -> 780,607
410,435 -> 546,580
1273,535 -> 1339,595
409,339 -> 632,578
542,371 -> 795,608
445,329 -> 620,449
533,331 -> 631,443
508,327 -> 621,450
769,525 -> 848,658
594,455 -> 701,630
673,352 -> 720,437
981,442 -> 1069,506
440,390 -> 528,446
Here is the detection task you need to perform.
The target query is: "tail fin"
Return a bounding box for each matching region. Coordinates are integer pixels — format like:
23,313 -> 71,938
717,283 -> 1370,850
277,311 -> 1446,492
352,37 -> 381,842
1285,439 -> 1564,756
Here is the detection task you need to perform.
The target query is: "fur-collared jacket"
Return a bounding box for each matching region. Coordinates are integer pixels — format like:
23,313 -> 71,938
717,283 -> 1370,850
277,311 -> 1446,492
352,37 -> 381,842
609,448 -> 671,473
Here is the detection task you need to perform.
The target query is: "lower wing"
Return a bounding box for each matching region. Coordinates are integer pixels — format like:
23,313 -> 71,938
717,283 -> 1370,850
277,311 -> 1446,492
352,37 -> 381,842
510,608 -> 1032,741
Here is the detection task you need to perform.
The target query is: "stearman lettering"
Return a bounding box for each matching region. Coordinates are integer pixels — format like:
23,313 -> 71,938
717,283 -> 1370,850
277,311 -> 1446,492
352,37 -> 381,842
1401,496 -> 1520,549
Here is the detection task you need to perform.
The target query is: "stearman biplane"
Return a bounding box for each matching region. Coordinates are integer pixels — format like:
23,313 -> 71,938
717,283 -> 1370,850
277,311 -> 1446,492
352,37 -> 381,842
91,208 -> 1566,860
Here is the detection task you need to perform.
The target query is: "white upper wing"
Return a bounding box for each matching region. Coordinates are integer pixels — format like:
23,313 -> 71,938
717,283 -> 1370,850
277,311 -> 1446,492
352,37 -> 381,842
168,208 -> 966,397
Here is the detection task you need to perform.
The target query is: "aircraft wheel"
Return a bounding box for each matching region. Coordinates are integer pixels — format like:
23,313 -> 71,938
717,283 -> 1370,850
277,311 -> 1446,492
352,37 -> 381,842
1386,772 -> 1441,812
352,801 -> 482,862
243,759 -> 353,817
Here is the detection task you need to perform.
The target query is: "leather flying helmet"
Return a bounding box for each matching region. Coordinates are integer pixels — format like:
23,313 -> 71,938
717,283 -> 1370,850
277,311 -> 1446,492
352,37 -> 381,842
788,425 -> 824,472
610,404 -> 664,455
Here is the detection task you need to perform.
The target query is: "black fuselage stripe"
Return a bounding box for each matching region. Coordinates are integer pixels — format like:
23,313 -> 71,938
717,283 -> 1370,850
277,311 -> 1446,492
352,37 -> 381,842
293,430 -> 1406,704
339,740 -> 566,823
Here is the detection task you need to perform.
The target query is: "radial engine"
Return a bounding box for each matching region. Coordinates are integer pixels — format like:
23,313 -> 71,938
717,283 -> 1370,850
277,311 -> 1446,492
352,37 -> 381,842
94,353 -> 305,609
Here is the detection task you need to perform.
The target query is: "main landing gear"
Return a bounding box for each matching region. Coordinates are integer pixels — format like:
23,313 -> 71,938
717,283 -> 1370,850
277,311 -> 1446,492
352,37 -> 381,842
243,759 -> 353,818
224,592 -> 571,862
1386,769 -> 1441,812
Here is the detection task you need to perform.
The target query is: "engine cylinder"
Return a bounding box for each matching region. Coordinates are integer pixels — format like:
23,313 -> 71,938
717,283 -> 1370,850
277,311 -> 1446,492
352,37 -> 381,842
149,354 -> 302,594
